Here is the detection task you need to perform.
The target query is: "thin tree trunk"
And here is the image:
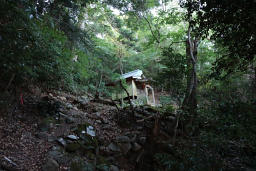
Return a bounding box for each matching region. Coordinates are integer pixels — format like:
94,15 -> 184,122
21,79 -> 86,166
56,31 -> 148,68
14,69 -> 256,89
95,73 -> 103,99
172,112 -> 180,145
254,66 -> 256,99
118,48 -> 123,75
4,74 -> 15,92
182,40 -> 198,113
252,62 -> 256,99
182,15 -> 199,135
119,80 -> 135,115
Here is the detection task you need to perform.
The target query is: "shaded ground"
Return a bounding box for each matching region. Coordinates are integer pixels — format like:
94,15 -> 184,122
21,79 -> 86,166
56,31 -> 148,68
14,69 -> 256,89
0,90 -> 255,171
0,91 -> 155,171
0,113 -> 51,170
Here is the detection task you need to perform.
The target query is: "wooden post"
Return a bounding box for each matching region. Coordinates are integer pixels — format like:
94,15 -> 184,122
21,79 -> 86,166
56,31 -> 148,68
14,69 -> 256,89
132,80 -> 135,100
151,87 -> 155,106
146,85 -> 156,106
145,86 -> 149,105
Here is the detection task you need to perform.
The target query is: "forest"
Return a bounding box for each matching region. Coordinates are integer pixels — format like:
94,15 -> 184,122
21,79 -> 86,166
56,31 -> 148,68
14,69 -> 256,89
0,0 -> 255,170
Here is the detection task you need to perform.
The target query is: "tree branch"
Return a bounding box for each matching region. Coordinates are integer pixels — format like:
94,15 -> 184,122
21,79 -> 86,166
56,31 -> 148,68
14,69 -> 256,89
168,40 -> 186,48
187,21 -> 196,64
141,15 -> 160,44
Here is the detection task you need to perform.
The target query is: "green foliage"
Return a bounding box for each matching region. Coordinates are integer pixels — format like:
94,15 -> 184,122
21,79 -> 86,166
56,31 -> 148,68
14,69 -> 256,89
181,0 -> 256,75
156,103 -> 176,117
155,149 -> 223,171
156,47 -> 186,96
159,95 -> 172,105
158,8 -> 183,25
0,2 -> 70,86
164,105 -> 175,113
197,70 -> 256,141
209,101 -> 256,142
0,0 -> 122,94
155,153 -> 178,170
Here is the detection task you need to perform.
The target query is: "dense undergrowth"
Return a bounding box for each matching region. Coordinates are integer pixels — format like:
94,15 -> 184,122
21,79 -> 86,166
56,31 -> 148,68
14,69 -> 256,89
154,77 -> 256,170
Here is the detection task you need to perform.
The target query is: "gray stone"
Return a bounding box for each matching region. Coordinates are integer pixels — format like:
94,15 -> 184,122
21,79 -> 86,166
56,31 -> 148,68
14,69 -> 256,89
57,138 -> 67,147
42,158 -> 59,171
137,126 -> 143,131
134,113 -> 144,118
106,157 -> 115,162
49,123 -> 54,129
86,126 -> 95,137
116,136 -> 130,143
67,135 -> 79,140
108,143 -> 121,152
65,117 -> 75,124
36,132 -> 48,140
59,113 -> 75,124
48,150 -> 63,162
95,112 -> 101,117
138,137 -> 147,145
99,146 -> 107,151
58,96 -> 67,101
167,116 -> 176,121
96,120 -> 102,124
77,96 -> 89,105
110,165 -> 119,171
66,103 -> 73,109
102,125 -> 112,130
132,142 -> 142,151
119,142 -> 132,154
130,135 -> 137,142
102,119 -> 108,124
51,145 -> 62,151
124,132 -> 131,136
48,135 -> 57,142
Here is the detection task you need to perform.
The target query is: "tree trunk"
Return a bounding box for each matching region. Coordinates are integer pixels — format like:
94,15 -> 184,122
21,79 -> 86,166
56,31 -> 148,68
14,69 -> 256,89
118,48 -> 123,75
254,66 -> 256,99
182,20 -> 199,134
183,39 -> 198,116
